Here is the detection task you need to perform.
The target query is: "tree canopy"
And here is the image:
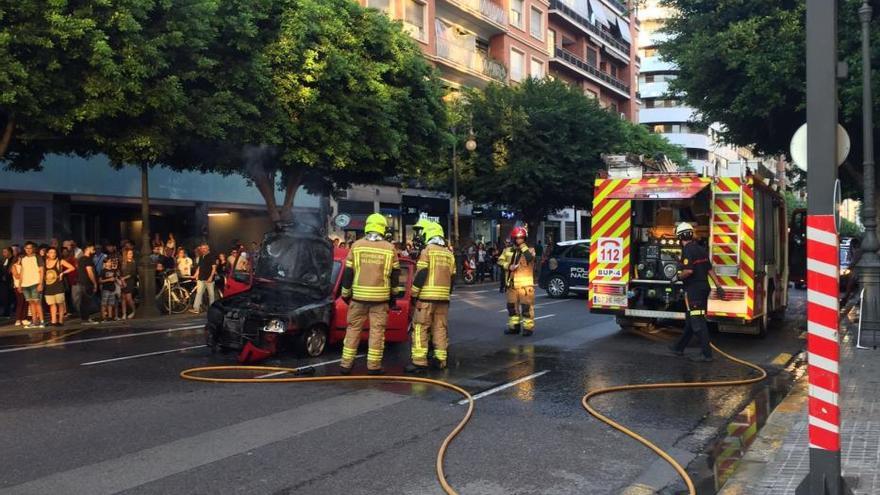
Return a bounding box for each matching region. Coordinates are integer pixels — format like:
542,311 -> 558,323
659,0 -> 880,195
455,78 -> 685,232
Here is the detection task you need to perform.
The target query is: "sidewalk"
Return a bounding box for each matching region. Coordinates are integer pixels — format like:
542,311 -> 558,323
0,312 -> 201,338
719,318 -> 880,495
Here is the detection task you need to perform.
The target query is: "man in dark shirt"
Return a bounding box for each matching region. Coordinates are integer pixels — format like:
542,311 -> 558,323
76,244 -> 100,322
669,223 -> 726,362
191,243 -> 217,313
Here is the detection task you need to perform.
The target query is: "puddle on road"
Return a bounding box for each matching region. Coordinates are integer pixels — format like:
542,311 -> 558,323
684,355 -> 806,494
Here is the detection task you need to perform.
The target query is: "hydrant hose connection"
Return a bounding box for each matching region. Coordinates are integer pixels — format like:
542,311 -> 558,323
179,366 -> 474,495
581,343 -> 767,495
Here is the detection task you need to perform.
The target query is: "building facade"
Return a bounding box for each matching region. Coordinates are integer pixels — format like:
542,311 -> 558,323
637,0 -> 750,173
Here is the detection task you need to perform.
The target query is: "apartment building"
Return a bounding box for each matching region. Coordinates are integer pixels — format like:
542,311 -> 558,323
362,0 -> 552,87
638,0 -> 750,173
546,0 -> 639,121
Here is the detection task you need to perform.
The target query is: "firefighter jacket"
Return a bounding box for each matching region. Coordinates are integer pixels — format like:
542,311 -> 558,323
412,244 -> 456,301
340,236 -> 401,303
499,244 -> 535,288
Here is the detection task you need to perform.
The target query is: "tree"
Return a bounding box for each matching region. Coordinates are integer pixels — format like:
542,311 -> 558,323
659,0 -> 880,196
177,0 -> 448,225
455,78 -> 683,235
613,119 -> 688,166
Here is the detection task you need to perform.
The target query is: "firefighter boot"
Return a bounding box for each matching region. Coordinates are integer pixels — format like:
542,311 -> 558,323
404,362 -> 429,373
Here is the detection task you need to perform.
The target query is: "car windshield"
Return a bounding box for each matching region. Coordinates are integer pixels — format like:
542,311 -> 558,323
254,223 -> 334,300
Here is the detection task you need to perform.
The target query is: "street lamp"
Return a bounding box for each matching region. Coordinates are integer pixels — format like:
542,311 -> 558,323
856,0 -> 879,333
451,129 -> 476,247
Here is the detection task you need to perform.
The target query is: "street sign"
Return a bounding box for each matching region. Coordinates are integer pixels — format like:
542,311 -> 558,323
789,123 -> 851,171
334,213 -> 351,228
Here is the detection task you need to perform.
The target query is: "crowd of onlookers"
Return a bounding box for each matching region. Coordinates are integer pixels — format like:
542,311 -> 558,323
0,235 -> 255,329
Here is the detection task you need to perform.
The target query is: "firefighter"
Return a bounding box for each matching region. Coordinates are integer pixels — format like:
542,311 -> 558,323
668,222 -> 726,362
410,217 -> 432,259
339,213 -> 402,375
499,226 -> 537,336
405,222 -> 455,373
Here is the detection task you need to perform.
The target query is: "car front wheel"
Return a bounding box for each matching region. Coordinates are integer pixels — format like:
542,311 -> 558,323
297,326 -> 328,357
546,275 -> 568,298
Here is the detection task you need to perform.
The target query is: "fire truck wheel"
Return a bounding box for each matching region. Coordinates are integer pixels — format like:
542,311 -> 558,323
296,325 -> 328,358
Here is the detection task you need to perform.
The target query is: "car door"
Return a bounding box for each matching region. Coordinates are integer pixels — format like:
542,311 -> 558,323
386,260 -> 413,333
566,243 -> 590,291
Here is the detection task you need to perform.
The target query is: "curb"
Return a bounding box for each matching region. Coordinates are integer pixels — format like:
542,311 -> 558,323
717,369 -> 809,494
0,313 -> 201,338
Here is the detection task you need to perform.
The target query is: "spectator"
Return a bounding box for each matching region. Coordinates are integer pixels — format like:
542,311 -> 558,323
232,240 -> 249,272
63,246 -> 79,316
191,243 -> 217,314
43,247 -> 75,326
120,248 -> 138,319
152,233 -> 163,249
1,247 -> 12,317
94,243 -> 108,278
50,238 -> 60,249
176,247 -> 193,279
166,233 -> 177,252
18,242 -> 45,328
11,244 -> 21,257
99,259 -> 119,321
11,254 -> 29,326
38,245 -> 48,258
477,243 -> 489,282
77,243 -> 100,323
216,252 -> 228,293
62,240 -> 83,259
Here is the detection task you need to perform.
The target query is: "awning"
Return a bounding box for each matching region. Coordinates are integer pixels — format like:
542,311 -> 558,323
617,17 -> 632,44
589,0 -> 610,27
607,180 -> 711,200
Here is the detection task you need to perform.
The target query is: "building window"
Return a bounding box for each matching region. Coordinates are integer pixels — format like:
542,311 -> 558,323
510,48 -> 525,81
608,101 -> 619,114
641,47 -> 658,58
22,206 -> 47,240
547,29 -> 556,53
686,148 -> 709,161
585,89 -> 598,99
403,0 -> 427,41
586,46 -> 598,67
530,6 -> 543,39
530,57 -> 544,78
608,63 -> 619,79
366,0 -> 392,15
510,0 -> 523,28
644,74 -> 654,83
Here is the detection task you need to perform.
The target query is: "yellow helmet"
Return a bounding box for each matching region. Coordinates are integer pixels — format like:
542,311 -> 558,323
423,222 -> 445,241
364,213 -> 388,236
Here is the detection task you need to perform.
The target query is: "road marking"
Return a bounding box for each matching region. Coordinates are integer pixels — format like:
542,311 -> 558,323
497,299 -> 569,312
81,345 -> 207,366
0,325 -> 204,354
533,314 -> 556,321
457,370 -> 550,405
254,355 -> 365,378
467,289 -> 493,294
1,389 -> 408,495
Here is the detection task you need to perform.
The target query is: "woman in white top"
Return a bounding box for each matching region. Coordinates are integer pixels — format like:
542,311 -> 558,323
175,247 -> 193,279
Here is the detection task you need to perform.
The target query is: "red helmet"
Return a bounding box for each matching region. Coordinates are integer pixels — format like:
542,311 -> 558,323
510,226 -> 528,239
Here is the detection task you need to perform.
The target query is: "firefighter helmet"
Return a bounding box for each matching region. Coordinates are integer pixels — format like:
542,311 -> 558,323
364,213 -> 388,236
675,222 -> 695,240
423,222 -> 445,241
510,226 -> 528,239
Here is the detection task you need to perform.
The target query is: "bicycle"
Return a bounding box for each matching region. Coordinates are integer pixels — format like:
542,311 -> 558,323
156,272 -> 192,314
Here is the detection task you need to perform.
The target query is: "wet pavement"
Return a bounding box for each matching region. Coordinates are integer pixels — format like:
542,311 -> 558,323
0,284 -> 806,494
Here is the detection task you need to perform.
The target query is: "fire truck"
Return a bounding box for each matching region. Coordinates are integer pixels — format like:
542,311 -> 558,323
588,156 -> 788,336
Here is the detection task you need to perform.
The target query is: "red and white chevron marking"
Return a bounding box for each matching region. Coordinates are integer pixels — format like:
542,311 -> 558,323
805,215 -> 841,451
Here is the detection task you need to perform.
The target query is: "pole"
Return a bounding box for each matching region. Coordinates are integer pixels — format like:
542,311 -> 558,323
797,0 -> 851,493
452,133 -> 460,247
856,0 -> 880,333
137,164 -> 159,318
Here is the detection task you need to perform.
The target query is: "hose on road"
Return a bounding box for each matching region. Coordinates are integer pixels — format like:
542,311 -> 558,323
582,343 -> 767,495
180,365 -> 473,495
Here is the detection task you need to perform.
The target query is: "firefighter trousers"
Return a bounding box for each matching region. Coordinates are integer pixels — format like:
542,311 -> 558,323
411,301 -> 449,367
341,301 -> 388,371
674,293 -> 712,358
506,286 -> 535,331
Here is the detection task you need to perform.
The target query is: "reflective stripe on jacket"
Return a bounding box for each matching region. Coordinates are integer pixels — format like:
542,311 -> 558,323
412,244 -> 455,301
341,238 -> 401,302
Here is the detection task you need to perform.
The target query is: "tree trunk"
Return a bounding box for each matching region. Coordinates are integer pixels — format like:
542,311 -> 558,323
252,172 -> 282,225
279,170 -> 304,224
137,164 -> 159,317
0,114 -> 14,159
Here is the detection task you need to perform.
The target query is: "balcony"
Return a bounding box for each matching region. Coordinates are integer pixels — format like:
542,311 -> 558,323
435,36 -> 507,84
602,0 -> 627,15
437,0 -> 507,36
551,47 -> 630,95
548,0 -> 630,56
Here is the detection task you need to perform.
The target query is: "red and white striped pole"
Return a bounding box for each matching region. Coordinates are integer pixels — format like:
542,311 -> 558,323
797,0 -> 851,493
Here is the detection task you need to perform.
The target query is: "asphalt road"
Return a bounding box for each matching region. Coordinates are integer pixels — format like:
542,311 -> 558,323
0,284 -> 806,495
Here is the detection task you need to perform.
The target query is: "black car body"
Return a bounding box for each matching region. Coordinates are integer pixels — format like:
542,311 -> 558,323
206,222 -> 336,360
538,240 -> 590,298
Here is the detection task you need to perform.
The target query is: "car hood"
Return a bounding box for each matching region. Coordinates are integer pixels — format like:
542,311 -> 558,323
214,283 -> 333,317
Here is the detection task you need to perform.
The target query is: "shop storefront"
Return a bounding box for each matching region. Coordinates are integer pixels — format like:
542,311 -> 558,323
402,195 -> 450,241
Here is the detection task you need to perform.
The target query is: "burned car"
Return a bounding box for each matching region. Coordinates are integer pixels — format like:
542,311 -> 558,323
205,222 -> 415,362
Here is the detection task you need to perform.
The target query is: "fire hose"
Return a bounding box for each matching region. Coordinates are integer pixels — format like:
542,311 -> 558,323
581,342 -> 767,495
179,365 -> 473,495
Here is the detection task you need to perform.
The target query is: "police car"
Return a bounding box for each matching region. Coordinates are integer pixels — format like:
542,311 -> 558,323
538,239 -> 590,298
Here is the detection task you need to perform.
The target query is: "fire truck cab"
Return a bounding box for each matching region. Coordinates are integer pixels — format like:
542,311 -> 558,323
588,156 -> 788,336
